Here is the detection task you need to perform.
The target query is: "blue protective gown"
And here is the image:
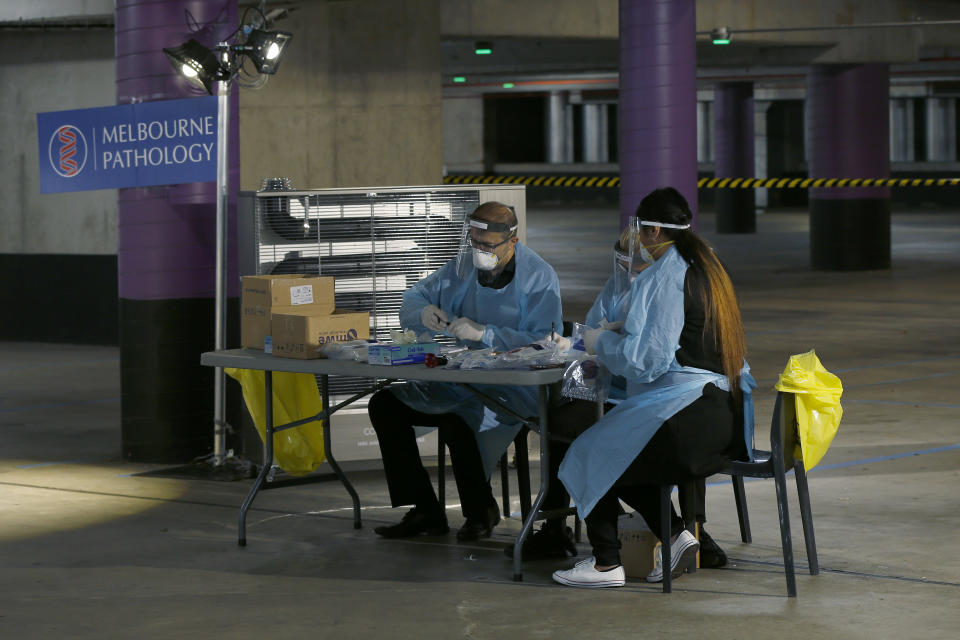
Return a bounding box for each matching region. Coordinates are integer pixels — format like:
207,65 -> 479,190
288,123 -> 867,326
558,246 -> 756,517
389,243 -> 563,475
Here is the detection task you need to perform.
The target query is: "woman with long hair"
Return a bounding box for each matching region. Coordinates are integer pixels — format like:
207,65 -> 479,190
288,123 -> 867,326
550,187 -> 755,588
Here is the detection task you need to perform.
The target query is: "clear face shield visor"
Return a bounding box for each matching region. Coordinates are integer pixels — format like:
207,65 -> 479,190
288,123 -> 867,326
613,217 -> 691,296
612,217 -> 646,299
455,216 -> 518,278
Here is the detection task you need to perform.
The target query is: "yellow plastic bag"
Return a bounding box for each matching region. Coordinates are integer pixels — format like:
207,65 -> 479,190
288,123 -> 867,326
225,368 -> 326,475
773,350 -> 843,470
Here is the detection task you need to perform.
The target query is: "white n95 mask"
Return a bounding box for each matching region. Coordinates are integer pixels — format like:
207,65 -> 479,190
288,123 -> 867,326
472,248 -> 499,271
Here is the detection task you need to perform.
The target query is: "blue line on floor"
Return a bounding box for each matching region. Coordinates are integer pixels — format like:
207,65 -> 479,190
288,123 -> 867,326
844,398 -> 960,409
845,371 -> 957,389
831,355 -> 960,373
0,397 -> 120,414
812,443 -> 960,471
17,461 -> 85,469
0,357 -> 119,373
753,355 -> 960,389
706,443 -> 960,487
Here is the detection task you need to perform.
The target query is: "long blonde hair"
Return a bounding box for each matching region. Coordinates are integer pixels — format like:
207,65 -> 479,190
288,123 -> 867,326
634,188 -> 747,399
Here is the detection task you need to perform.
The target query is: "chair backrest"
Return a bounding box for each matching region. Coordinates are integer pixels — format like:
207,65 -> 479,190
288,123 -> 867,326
770,391 -> 799,470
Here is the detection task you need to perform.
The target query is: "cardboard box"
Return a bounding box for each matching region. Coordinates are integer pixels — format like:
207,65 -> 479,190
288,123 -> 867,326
618,512 -> 660,579
241,275 -> 336,349
271,309 -> 370,359
618,511 -> 699,578
368,342 -> 441,365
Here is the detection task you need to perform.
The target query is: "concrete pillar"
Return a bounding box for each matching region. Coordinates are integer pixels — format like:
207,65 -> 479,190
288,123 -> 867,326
619,0 -> 697,227
546,91 -> 567,163
807,64 -> 890,271
889,98 -> 915,162
442,96 -> 484,173
713,82 -> 755,233
583,103 -> 601,162
754,100 -> 771,209
696,100 -> 712,163
925,97 -> 957,162
238,0 -> 441,189
115,0 -> 240,461
564,102 -> 575,162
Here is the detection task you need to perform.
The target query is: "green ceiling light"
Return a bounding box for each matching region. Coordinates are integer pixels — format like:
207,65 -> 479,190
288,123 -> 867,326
453,76 -> 467,83
474,40 -> 493,55
502,82 -> 515,89
711,26 -> 731,45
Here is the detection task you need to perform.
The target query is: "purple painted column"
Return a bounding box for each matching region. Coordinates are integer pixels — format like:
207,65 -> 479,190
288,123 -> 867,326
115,0 -> 240,461
619,0 -> 698,228
807,64 -> 890,270
713,81 -> 755,233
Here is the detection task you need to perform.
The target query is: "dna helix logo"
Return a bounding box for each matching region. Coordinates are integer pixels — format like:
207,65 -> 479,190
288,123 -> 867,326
48,124 -> 88,178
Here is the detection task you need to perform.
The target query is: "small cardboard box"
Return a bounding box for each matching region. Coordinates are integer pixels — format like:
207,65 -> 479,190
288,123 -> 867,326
271,309 -> 370,359
618,512 -> 660,579
241,275 -> 336,349
368,342 -> 441,365
618,511 -> 699,578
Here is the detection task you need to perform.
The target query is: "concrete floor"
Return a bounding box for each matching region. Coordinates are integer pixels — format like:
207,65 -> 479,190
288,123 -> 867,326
2,205 -> 959,638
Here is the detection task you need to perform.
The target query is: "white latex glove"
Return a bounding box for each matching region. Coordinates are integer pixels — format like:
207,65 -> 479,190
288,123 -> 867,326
583,327 -> 604,355
600,320 -> 624,332
544,331 -> 572,353
420,305 -> 449,331
449,317 -> 486,343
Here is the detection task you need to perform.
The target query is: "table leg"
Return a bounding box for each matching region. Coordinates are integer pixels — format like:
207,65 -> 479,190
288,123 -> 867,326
513,384 -> 551,581
320,373 -> 362,529
238,370 -> 274,547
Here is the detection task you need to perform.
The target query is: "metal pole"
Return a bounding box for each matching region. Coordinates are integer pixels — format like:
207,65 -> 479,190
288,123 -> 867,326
213,44 -> 230,466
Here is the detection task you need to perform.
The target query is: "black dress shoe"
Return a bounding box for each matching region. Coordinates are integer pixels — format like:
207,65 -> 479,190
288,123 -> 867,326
503,524 -> 576,559
374,508 -> 449,538
456,506 -> 501,541
698,527 -> 728,568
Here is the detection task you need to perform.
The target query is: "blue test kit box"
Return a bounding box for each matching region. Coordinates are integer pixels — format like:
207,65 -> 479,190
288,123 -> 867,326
368,342 -> 441,365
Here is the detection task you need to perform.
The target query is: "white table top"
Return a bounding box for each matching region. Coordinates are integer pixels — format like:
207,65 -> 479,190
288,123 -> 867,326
200,348 -> 566,386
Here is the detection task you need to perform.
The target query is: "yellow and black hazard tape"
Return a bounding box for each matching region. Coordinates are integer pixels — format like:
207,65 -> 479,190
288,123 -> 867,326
698,177 -> 960,189
443,175 -> 960,189
444,174 -> 622,188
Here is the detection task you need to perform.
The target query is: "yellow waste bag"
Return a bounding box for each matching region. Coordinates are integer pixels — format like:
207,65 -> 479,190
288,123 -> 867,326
225,368 -> 326,475
774,350 -> 843,470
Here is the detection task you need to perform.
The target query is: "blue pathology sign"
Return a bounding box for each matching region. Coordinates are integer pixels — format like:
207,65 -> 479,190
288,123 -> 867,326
37,96 -> 218,193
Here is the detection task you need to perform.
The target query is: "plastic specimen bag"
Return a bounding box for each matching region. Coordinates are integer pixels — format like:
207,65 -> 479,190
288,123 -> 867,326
225,368 -> 326,475
561,356 -> 612,403
773,350 -> 843,470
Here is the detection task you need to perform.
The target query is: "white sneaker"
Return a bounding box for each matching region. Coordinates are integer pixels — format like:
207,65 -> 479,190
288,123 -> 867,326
552,556 -> 626,589
646,530 -> 700,583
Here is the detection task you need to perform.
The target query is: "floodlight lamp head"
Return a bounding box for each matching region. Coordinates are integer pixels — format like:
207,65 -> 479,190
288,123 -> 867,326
163,39 -> 228,95
243,29 -> 293,74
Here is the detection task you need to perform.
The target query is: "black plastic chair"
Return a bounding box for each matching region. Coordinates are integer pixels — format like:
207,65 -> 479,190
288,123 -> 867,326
720,390 -> 819,597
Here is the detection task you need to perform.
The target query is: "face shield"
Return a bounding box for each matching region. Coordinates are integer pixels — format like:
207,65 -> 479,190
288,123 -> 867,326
612,216 -> 645,300
612,217 -> 691,299
455,216 -> 519,279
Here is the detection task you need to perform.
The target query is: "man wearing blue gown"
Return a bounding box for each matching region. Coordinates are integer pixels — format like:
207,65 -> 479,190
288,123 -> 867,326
368,201 -> 563,541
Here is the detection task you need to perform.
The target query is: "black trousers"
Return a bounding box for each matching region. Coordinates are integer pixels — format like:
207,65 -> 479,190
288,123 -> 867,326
368,389 -> 498,521
547,385 -> 743,566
